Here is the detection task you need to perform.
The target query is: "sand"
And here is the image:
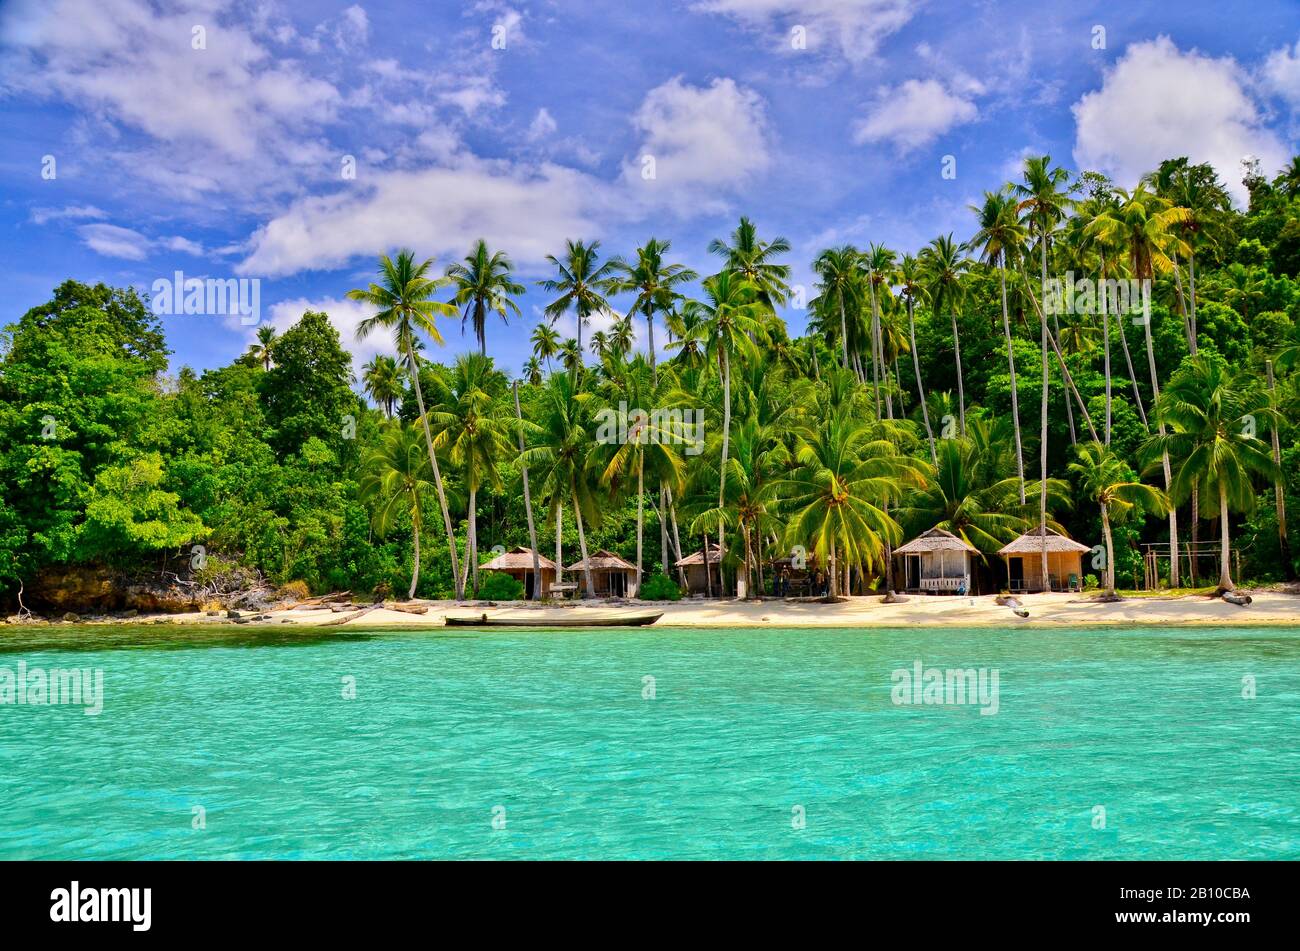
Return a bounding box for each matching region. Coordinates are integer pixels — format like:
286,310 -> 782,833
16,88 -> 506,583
119,591 -> 1300,629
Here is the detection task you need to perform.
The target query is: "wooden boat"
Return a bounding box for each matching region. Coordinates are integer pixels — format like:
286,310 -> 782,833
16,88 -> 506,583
444,610 -> 663,628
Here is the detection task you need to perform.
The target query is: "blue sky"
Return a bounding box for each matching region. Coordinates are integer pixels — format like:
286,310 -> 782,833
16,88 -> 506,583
2,0 -> 1298,382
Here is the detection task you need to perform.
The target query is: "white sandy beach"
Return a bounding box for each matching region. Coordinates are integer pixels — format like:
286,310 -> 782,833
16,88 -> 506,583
117,590 -> 1300,629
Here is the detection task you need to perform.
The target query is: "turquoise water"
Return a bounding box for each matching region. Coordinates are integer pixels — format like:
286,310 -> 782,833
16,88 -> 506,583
1,623 -> 1297,859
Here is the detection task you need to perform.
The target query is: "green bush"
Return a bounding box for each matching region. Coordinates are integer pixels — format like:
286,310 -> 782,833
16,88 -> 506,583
477,572 -> 525,601
638,574 -> 682,601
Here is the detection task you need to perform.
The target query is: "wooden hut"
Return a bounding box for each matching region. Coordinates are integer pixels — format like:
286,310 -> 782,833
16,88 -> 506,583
674,540 -> 724,596
997,527 -> 1090,593
566,550 -> 638,597
894,527 -> 978,594
479,546 -> 558,598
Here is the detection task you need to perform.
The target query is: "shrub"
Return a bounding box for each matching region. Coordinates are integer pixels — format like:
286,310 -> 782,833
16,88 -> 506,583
278,579 -> 310,602
638,574 -> 682,601
1084,574 -> 1099,590
477,572 -> 524,601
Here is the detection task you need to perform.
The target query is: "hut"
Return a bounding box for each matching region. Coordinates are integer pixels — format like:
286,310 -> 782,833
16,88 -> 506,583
997,527 -> 1090,593
566,550 -> 638,597
479,546 -> 558,598
894,527 -> 978,594
674,541 -> 724,596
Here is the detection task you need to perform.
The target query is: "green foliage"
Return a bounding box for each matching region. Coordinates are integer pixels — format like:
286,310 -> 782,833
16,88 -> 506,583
477,571 -> 524,600
78,454 -> 206,559
638,573 -> 682,600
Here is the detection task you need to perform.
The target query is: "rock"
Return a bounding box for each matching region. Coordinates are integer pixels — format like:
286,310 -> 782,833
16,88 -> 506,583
61,612 -> 81,623
227,610 -> 242,619
206,610 -> 221,617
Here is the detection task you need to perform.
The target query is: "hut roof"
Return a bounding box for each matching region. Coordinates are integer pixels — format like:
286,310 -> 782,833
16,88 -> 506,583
480,546 -> 558,571
997,526 -> 1091,555
895,527 -> 979,556
674,541 -> 724,567
566,549 -> 636,572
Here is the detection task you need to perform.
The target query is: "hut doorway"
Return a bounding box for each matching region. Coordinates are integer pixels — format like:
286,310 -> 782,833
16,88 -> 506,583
1008,557 -> 1024,591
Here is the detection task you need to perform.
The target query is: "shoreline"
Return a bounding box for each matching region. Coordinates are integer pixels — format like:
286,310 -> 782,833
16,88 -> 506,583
11,590 -> 1300,631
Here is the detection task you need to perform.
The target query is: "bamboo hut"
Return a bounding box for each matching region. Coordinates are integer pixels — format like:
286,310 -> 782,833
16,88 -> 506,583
997,527 -> 1090,593
894,527 -> 978,594
479,546 -> 558,598
566,549 -> 638,597
674,541 -> 724,596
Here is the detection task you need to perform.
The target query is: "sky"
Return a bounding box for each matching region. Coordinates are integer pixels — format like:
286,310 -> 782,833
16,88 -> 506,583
2,0 -> 1298,383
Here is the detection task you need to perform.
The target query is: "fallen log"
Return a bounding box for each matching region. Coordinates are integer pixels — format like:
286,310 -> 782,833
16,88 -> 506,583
320,606 -> 378,627
1222,591 -> 1252,606
383,602 -> 429,615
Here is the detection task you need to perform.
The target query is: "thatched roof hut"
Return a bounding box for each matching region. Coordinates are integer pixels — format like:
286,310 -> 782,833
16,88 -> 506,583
675,541 -> 724,595
895,527 -> 979,593
566,550 -> 638,597
998,527 -> 1090,592
895,527 -> 978,556
479,546 -> 558,598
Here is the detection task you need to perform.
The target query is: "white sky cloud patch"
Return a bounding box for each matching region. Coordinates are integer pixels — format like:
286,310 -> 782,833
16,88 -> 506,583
1072,37 -> 1289,206
693,0 -> 916,62
30,205 -> 107,225
852,79 -> 978,152
77,223 -> 150,260
259,296 -> 392,382
527,107 -> 558,141
1260,38 -> 1300,113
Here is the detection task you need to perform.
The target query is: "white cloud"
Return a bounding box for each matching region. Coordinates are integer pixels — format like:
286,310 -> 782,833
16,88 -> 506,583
1072,37 -> 1289,206
622,77 -> 772,213
693,0 -> 916,62
260,296 -> 392,381
527,107 -> 558,141
852,79 -> 978,152
78,223 -> 150,260
1261,39 -> 1300,112
30,204 -> 106,225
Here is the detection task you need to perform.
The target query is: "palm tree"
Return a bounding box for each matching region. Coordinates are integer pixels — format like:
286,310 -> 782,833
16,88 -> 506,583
249,325 -> 277,371
1222,263 -> 1265,322
1087,184 -> 1191,586
530,323 -> 561,373
810,246 -> 863,375
1069,441 -> 1168,599
608,238 -> 698,374
970,189 -> 1028,502
864,243 -> 898,417
920,234 -> 969,435
348,250 -> 464,599
559,338 -> 583,373
445,239 -> 525,355
511,379 -> 545,600
427,354 -> 514,596
1147,356 -> 1280,593
896,254 -> 936,463
538,239 -> 618,354
361,354 -> 403,418
708,216 -> 792,310
359,423 -> 435,600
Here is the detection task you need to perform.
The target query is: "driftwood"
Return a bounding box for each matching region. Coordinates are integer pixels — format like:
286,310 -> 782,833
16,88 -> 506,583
996,595 -> 1029,618
1222,591 -> 1252,607
383,602 -> 429,615
320,606 -> 378,626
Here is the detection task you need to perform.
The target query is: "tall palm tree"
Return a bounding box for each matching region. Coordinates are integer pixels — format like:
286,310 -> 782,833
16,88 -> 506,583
538,239 -> 618,354
249,325 -> 277,371
920,234 -> 969,435
359,423 -> 435,600
1146,355 -> 1279,593
810,246 -> 863,375
896,254 -> 936,463
1069,441 -> 1168,599
361,354 -> 403,418
559,338 -> 583,373
608,238 -> 698,374
512,380 -> 545,599
1087,184 -> 1191,586
708,216 -> 792,310
864,243 -> 898,417
522,356 -> 544,386
445,239 -> 525,355
970,189 -> 1029,502
427,353 -> 514,597
530,323 -> 561,373
348,250 -> 464,599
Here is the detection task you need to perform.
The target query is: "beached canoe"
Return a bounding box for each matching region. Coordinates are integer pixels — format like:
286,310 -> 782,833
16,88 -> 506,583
444,610 -> 663,628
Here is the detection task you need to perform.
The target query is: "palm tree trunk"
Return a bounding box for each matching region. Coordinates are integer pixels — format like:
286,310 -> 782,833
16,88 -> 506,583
668,487 -> 687,587
635,455 -> 644,597
951,310 -> 966,436
514,381 -> 543,600
719,347 -> 732,594
1141,282 -> 1179,587
409,521 -> 421,600
659,484 -> 669,580
868,280 -> 882,415
1057,313 -> 1077,444
1267,360 -> 1294,579
1039,239 -> 1050,589
1102,279 -> 1112,446
1187,252 -> 1199,353
828,540 -> 838,599
999,259 -> 1025,503
838,295 -> 850,372
647,310 -> 656,374
572,480 -> 595,599
1101,501 -> 1116,598
1115,310 -> 1148,428
407,344 -> 463,600
1217,483 -> 1233,593
555,507 -> 563,586
907,298 -> 937,465
1018,262 -> 1100,442
468,487 -> 479,595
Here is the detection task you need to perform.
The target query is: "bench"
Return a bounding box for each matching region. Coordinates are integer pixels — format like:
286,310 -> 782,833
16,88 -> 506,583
548,582 -> 579,600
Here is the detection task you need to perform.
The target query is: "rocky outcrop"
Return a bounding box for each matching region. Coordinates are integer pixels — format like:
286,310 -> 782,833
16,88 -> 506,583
27,563 -> 263,614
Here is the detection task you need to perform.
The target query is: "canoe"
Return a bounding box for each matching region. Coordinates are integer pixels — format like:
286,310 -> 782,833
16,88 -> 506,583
444,610 -> 663,628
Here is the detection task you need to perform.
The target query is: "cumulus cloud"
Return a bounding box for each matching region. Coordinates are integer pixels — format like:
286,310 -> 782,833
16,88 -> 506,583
30,204 -> 106,225
1072,37 -> 1289,206
76,221 -> 206,260
852,79 -> 978,152
1261,39 -> 1300,112
693,0 -> 916,62
259,296 -> 392,381
622,77 -> 772,213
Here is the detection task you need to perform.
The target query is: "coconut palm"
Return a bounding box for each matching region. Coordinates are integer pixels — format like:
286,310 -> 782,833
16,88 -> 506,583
559,338 -> 583,373
864,243 -> 898,416
347,250 -> 464,598
1147,355 -> 1280,593
895,254 -> 936,463
361,354 -> 403,418
359,423 -> 435,600
530,323 -> 561,373
810,246 -> 863,375
608,238 -> 698,374
522,356 -> 544,386
708,216 -> 792,310
445,239 -> 525,355
538,239 -> 618,354
1069,441 -> 1169,599
920,234 -> 969,435
970,189 -> 1029,501
249,325 -> 277,371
